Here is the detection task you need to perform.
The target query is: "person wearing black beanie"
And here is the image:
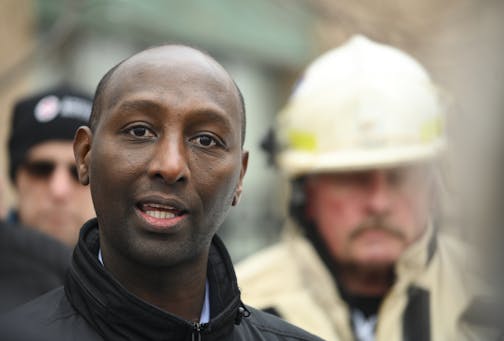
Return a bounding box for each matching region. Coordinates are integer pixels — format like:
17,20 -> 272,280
6,85 -> 95,246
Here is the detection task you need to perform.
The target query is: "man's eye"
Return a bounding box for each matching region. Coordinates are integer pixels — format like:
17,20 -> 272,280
192,135 -> 218,147
128,126 -> 154,138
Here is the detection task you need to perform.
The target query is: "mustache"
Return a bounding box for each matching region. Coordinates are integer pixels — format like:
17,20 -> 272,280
349,216 -> 406,241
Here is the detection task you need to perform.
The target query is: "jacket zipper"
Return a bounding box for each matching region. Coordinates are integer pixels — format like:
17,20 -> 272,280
191,322 -> 207,341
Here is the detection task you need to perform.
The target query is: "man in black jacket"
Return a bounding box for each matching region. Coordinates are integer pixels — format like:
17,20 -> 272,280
1,45 -> 323,341
0,219 -> 71,313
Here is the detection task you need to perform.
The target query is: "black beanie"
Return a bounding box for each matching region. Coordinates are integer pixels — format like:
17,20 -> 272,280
8,86 -> 92,183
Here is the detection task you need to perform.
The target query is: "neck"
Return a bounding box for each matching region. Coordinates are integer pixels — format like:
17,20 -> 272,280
337,263 -> 394,297
102,248 -> 208,322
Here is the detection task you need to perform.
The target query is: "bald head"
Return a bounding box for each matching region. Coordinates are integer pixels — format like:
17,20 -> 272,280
89,45 -> 246,146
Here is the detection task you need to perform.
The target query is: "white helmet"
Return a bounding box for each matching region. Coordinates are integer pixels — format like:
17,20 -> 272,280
275,35 -> 446,178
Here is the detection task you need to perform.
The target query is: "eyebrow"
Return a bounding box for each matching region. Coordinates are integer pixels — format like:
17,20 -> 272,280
114,99 -> 234,129
114,99 -> 164,115
189,109 -> 232,125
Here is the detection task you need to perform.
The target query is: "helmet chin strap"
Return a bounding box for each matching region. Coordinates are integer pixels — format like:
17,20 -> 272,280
288,177 -> 341,283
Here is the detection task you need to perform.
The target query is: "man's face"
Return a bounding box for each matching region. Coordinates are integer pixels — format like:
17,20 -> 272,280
15,141 -> 95,245
75,47 -> 248,268
304,165 -> 433,270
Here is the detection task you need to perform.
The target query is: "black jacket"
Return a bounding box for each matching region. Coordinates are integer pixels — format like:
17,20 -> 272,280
0,220 -> 71,313
1,219 -> 323,341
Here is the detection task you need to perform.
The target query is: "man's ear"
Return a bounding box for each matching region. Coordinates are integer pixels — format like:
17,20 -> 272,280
232,150 -> 249,206
73,126 -> 93,186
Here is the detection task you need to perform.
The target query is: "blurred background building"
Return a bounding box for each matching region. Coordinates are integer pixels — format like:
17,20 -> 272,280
1,0 -> 503,265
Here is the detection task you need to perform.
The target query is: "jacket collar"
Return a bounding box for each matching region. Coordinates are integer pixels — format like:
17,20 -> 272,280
285,219 -> 437,315
65,218 -> 244,340
395,222 -> 436,278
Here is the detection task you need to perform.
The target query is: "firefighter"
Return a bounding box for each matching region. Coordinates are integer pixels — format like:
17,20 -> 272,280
237,35 -> 481,341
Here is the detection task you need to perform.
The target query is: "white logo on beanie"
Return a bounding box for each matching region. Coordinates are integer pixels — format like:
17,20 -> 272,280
34,95 -> 92,123
34,95 -> 60,122
60,96 -> 92,121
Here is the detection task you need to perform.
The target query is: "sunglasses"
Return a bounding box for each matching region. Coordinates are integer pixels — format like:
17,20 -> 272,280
22,160 -> 79,183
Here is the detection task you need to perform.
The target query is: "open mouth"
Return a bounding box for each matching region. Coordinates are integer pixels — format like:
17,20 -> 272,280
136,202 -> 188,228
140,203 -> 184,219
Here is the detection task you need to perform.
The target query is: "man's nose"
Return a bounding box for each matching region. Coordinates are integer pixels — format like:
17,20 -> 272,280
48,165 -> 74,200
148,137 -> 188,184
366,170 -> 392,214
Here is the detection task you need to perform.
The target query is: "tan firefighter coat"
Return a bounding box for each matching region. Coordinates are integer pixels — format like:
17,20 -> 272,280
236,221 -> 488,341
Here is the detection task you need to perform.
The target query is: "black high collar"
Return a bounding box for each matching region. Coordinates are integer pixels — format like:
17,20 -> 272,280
65,218 -> 243,340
